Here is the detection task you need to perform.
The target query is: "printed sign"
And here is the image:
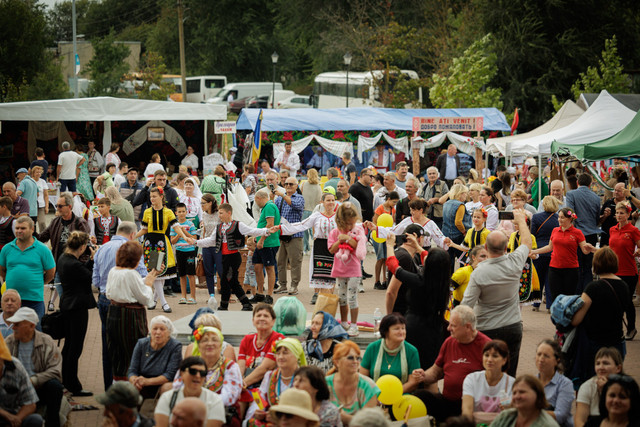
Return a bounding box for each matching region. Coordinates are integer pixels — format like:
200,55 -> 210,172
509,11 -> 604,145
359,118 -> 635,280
214,121 -> 237,134
412,117 -> 484,132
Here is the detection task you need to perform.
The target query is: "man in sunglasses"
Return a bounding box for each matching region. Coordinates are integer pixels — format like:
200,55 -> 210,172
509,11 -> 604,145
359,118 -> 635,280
273,177 -> 304,296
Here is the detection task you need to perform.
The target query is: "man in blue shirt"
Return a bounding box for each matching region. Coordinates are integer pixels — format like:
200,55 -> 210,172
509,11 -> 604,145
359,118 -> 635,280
0,217 -> 55,321
16,169 -> 38,224
273,177 -> 305,295
92,221 -> 147,390
565,173 -> 601,293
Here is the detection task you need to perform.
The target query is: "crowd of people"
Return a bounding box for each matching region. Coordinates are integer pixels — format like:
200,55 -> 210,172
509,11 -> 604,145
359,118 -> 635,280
0,139 -> 639,427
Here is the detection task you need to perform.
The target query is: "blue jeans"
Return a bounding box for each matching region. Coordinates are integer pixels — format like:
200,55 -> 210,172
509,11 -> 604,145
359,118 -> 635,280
302,210 -> 313,252
22,300 -> 44,331
59,179 -> 76,192
202,247 -> 223,295
97,293 -> 113,390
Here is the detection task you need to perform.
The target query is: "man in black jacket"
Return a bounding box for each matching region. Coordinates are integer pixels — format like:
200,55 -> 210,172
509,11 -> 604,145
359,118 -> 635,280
132,170 -> 180,212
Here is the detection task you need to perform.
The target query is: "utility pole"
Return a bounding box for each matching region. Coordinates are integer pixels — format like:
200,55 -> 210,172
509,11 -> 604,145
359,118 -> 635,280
177,0 -> 187,102
72,0 -> 78,98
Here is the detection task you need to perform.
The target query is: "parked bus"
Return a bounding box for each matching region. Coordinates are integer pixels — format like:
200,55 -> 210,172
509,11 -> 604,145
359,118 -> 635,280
311,70 -> 422,108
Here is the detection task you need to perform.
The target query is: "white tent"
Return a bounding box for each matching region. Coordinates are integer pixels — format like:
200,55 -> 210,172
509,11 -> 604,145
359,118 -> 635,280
507,90 -> 636,157
0,96 -> 227,156
485,100 -> 585,156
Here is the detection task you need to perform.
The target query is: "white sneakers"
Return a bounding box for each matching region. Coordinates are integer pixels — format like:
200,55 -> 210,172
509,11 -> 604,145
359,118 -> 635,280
348,324 -> 359,337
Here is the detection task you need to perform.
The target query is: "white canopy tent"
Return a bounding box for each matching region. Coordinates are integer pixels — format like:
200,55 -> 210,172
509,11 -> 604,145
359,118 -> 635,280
507,91 -> 636,157
485,100 -> 585,157
0,96 -> 227,157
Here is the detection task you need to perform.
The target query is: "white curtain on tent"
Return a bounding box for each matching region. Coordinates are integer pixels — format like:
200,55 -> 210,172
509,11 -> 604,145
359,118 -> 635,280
272,135 -> 354,159
418,132 -> 485,157
356,132 -> 409,162
122,120 -> 187,156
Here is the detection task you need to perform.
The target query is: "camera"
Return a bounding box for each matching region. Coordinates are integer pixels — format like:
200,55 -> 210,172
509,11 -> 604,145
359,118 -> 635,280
498,211 -> 514,220
400,234 -> 408,243
268,183 -> 275,192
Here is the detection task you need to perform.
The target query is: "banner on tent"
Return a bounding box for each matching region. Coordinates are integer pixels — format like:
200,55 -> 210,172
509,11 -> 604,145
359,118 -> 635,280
412,117 -> 484,132
214,121 -> 237,134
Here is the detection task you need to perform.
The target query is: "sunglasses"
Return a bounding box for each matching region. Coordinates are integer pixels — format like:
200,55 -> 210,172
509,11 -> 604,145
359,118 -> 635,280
56,204 -> 67,208
186,367 -> 207,377
345,355 -> 362,362
274,412 -> 295,420
284,183 -> 296,187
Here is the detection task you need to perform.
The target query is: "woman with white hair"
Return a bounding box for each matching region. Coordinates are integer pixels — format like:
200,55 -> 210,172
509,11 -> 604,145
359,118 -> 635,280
128,315 -> 183,399
104,186 -> 135,223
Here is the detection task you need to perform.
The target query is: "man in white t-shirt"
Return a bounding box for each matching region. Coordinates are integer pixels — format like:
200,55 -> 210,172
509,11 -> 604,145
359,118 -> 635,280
273,141 -> 300,174
56,141 -> 85,192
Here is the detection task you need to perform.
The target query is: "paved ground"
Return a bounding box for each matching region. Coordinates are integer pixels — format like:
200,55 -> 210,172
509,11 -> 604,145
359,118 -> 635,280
63,251 -> 640,425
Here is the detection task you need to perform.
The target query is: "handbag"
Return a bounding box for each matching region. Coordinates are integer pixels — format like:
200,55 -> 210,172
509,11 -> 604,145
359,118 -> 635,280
315,293 -> 339,317
41,310 -> 66,340
196,255 -> 205,277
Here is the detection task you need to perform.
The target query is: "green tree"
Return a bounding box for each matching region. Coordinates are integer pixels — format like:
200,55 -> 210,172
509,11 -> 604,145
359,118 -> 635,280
124,51 -> 174,100
0,0 -> 49,101
429,34 -> 503,109
47,0 -> 92,42
85,32 -> 131,96
570,36 -> 630,99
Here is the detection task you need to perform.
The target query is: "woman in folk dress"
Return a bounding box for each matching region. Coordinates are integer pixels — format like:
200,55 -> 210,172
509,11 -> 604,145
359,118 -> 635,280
277,192 -> 338,305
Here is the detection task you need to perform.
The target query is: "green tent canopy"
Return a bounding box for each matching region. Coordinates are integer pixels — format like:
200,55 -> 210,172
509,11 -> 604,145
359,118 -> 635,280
552,110 -> 640,161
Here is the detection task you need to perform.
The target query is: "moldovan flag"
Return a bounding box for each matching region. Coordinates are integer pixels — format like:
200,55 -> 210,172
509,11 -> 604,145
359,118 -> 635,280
251,109 -> 264,165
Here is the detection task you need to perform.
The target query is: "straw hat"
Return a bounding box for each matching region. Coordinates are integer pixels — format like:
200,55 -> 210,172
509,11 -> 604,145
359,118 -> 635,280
268,389 -> 319,422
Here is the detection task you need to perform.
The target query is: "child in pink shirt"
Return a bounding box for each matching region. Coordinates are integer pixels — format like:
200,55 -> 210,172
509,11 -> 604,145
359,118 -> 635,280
328,202 -> 367,337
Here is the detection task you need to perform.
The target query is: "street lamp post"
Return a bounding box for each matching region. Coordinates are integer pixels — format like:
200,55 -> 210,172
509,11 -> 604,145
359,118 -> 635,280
343,52 -> 352,108
271,51 -> 279,108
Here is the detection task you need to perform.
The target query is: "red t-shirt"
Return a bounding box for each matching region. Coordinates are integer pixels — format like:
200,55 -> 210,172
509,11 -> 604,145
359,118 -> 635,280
609,222 -> 640,276
238,330 -> 284,373
435,331 -> 491,401
549,226 -> 585,269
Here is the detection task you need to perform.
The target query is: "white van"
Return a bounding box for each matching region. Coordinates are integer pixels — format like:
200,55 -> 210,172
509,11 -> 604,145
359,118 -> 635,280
205,82 -> 283,108
185,75 -> 227,102
268,90 -> 295,108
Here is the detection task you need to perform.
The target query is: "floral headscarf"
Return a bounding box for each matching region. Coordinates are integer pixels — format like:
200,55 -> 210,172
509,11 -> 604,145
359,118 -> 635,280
304,311 -> 348,361
192,326 -> 224,356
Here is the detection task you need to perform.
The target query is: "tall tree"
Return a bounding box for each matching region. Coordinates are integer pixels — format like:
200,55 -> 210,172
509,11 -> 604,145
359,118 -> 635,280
0,0 -> 49,101
570,36 -> 631,98
85,32 -> 131,96
124,51 -> 174,100
430,34 -> 503,109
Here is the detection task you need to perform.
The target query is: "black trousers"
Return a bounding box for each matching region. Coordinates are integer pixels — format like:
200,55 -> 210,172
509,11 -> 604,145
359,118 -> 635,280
548,267 -> 579,304
221,252 -> 248,304
577,234 -> 598,294
61,308 -> 88,393
619,275 -> 637,332
481,322 -> 523,377
37,378 -> 64,427
412,391 -> 461,423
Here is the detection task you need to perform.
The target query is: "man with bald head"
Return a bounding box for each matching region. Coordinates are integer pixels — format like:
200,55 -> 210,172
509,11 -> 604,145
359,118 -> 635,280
170,397 -> 207,427
538,179 -> 566,212
2,182 -> 29,218
0,289 -> 21,338
461,209 -> 532,376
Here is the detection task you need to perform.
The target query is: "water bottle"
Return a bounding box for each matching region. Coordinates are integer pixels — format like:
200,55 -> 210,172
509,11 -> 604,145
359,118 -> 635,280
207,294 -> 218,311
373,308 -> 383,338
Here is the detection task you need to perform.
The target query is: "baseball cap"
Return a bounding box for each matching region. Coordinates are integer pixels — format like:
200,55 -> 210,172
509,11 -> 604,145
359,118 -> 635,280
404,224 -> 429,239
96,381 -> 143,408
16,168 -> 28,175
7,307 -> 39,325
323,186 -> 336,196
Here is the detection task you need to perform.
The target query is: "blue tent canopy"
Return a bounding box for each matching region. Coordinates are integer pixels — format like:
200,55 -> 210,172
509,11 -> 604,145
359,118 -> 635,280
236,107 -> 511,132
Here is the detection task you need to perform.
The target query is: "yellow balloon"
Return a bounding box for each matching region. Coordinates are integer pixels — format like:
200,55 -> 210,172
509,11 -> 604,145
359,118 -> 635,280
392,395 -> 427,420
371,230 -> 386,243
1,282 -> 5,295
376,375 -> 403,405
377,213 -> 393,228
